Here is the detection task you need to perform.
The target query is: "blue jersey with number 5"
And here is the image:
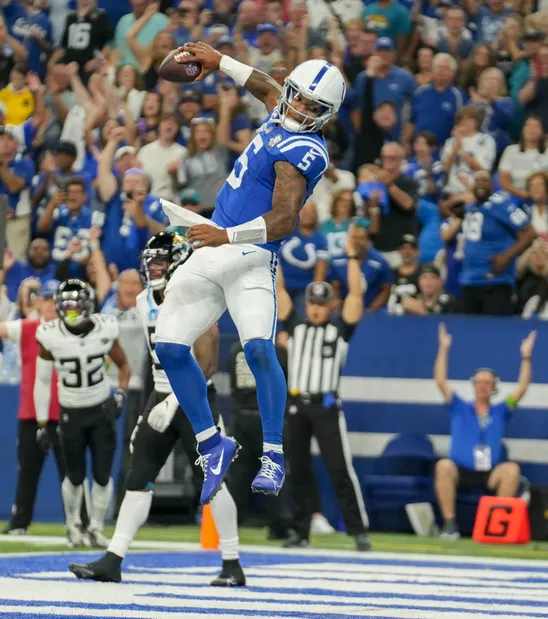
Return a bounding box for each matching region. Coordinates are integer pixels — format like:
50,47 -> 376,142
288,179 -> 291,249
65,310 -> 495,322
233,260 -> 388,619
459,192 -> 530,287
212,109 -> 329,252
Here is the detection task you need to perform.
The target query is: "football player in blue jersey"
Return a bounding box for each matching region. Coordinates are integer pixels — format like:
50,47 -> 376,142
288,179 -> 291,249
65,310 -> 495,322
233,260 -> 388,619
460,170 -> 536,315
154,41 -> 346,505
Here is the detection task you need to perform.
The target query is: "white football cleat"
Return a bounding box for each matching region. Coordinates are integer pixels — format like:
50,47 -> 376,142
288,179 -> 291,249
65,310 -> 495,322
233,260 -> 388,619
311,513 -> 335,535
65,525 -> 84,548
88,528 -> 110,549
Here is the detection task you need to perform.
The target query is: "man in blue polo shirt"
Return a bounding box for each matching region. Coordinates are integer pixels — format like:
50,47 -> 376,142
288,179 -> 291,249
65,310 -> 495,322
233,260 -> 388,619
329,220 -> 393,311
460,171 -> 536,315
433,323 -> 536,540
405,53 -> 466,152
352,37 -> 416,141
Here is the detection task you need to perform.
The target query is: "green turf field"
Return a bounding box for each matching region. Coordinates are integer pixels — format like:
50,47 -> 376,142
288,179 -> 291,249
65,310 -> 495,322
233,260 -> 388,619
2,522 -> 548,560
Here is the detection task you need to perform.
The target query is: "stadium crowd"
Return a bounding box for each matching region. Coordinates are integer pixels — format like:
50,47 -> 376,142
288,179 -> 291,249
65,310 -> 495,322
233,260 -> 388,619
0,0 -> 545,540
1,0 -> 548,330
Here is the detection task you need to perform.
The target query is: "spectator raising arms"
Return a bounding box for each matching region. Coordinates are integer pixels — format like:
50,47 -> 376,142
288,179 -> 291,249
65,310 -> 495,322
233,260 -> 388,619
434,323 -> 536,540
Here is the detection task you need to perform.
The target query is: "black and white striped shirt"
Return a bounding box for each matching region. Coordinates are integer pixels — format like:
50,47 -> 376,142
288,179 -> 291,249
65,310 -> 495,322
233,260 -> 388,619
285,308 -> 356,396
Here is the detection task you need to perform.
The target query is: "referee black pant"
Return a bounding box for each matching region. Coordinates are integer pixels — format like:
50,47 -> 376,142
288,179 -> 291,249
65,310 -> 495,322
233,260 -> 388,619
8,420 -> 65,530
285,396 -> 369,540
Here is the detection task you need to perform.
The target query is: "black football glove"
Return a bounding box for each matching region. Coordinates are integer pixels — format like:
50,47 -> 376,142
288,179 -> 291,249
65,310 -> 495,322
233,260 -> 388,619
102,388 -> 127,422
36,426 -> 51,453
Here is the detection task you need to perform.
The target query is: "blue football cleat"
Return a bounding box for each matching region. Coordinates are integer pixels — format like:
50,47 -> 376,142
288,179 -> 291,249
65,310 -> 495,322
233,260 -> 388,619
251,451 -> 285,495
196,435 -> 240,504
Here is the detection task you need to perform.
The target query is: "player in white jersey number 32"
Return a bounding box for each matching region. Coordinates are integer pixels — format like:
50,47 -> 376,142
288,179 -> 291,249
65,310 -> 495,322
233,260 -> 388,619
155,42 -> 346,505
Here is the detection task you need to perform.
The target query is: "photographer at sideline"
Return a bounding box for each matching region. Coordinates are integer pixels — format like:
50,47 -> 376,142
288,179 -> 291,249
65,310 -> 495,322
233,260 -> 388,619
434,323 -> 536,540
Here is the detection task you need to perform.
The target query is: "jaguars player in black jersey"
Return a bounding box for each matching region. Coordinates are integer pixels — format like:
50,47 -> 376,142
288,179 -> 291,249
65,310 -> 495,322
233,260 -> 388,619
69,231 -> 245,587
35,279 -> 130,548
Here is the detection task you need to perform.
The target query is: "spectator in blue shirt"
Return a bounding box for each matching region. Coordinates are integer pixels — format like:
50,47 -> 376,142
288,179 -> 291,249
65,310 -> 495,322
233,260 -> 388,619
471,67 -> 514,159
352,38 -> 416,142
362,0 -> 411,56
215,82 -> 252,170
405,53 -> 466,152
440,198 -> 465,298
279,203 -> 329,313
4,0 -> 52,79
402,131 -> 445,203
460,170 -> 536,315
0,125 -> 35,260
433,322 -> 536,540
96,127 -> 168,272
235,0 -> 261,46
36,177 -> 97,277
329,220 -> 393,311
2,238 -> 55,302
436,6 -> 474,61
467,0 -> 513,45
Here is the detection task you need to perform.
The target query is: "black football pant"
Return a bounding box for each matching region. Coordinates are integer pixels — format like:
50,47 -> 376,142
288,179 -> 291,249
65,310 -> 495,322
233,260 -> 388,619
8,420 -> 65,530
225,408 -> 290,535
126,386 -> 219,493
461,284 -> 513,316
285,399 -> 369,540
59,404 -> 117,488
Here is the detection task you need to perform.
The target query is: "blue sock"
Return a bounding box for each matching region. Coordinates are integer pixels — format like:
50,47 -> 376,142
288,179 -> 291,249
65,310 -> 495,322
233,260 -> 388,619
244,339 -> 286,446
155,342 -> 217,439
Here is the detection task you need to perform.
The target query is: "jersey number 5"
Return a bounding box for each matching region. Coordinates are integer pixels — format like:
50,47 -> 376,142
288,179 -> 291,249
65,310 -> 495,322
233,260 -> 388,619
227,134 -> 264,190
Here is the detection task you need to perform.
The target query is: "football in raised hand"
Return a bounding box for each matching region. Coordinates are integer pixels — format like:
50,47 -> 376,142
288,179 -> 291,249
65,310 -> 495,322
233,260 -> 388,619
158,49 -> 202,83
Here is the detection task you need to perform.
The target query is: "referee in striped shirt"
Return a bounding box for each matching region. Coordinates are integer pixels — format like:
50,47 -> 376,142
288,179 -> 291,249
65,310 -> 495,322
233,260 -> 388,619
277,228 -> 370,551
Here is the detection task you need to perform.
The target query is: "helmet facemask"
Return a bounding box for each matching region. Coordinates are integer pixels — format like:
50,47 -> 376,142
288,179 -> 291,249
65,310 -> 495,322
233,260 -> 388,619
140,251 -> 170,291
278,78 -> 335,133
55,288 -> 94,327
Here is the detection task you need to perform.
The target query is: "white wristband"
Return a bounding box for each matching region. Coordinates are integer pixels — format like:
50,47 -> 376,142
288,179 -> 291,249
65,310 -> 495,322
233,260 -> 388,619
219,55 -> 254,87
227,216 -> 267,245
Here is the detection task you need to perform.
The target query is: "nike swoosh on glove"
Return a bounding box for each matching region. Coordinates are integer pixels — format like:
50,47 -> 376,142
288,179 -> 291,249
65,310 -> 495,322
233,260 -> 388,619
148,393 -> 179,433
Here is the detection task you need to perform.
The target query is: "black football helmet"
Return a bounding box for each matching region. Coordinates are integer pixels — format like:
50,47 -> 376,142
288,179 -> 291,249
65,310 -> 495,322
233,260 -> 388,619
139,229 -> 193,291
55,279 -> 96,327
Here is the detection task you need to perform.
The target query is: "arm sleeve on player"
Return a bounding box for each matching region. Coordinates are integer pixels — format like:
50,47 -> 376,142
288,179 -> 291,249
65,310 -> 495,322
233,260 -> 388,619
219,55 -> 254,88
34,356 -> 53,424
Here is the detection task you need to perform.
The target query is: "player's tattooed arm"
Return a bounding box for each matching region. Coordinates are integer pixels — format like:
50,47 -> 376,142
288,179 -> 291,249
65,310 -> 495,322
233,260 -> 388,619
109,339 -> 131,391
244,70 -> 282,112
264,161 -> 307,241
194,323 -> 219,380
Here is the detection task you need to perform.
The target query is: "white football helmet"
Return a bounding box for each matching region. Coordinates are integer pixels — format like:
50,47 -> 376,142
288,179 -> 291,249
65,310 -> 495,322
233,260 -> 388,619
278,59 -> 346,134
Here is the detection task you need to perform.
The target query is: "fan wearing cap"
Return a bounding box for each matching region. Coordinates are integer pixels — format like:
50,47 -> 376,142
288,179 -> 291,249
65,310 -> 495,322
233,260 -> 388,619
362,0 -> 412,56
399,263 -> 457,315
276,227 -> 370,551
177,89 -> 204,145
351,38 -> 415,145
434,323 -> 536,540
0,279 -> 64,536
330,219 -> 393,311
97,127 -> 168,272
245,23 -> 283,75
0,124 -> 36,260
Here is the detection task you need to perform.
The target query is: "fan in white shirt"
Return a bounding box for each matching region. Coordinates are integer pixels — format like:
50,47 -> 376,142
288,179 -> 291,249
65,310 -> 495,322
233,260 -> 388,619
442,106 -> 496,194
310,163 -> 356,222
137,115 -> 187,203
499,117 -> 548,201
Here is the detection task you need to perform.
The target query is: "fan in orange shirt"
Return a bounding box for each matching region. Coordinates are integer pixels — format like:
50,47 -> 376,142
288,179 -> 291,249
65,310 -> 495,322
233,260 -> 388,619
0,65 -> 35,126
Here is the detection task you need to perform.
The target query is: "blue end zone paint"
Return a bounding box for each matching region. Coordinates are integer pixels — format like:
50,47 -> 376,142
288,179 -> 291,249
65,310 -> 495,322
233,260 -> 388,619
1,549 -> 548,619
